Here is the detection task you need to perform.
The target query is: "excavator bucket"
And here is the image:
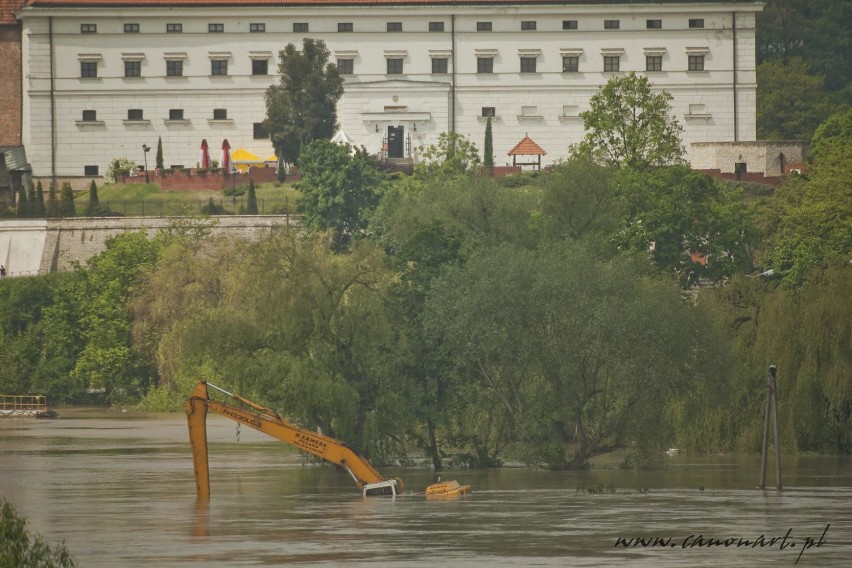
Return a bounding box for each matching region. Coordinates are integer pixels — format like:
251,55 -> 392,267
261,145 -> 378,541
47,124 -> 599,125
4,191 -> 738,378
424,480 -> 472,498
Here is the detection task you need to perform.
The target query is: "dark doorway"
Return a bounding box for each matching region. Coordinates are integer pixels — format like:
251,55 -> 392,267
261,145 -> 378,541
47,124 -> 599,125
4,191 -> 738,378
387,126 -> 404,158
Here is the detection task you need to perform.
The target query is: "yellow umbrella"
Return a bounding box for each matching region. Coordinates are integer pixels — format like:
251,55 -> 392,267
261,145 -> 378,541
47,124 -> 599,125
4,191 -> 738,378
230,148 -> 262,172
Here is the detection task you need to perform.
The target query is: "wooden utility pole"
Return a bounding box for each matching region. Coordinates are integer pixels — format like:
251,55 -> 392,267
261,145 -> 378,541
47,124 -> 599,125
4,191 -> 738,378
759,365 -> 782,491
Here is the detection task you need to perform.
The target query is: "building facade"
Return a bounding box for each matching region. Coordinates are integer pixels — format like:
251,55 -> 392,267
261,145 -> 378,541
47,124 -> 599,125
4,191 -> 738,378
16,0 -> 762,180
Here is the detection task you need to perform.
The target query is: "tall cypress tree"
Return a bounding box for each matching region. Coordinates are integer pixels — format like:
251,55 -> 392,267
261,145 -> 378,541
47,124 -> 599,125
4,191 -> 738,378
483,115 -> 494,170
246,179 -> 258,214
86,179 -> 100,215
46,182 -> 59,217
59,182 -> 76,217
15,186 -> 29,217
33,181 -> 46,217
156,136 -> 164,170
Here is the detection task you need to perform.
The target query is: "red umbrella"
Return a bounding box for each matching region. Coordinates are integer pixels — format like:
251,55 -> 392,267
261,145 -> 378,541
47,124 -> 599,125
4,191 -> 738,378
221,139 -> 231,172
200,139 -> 210,168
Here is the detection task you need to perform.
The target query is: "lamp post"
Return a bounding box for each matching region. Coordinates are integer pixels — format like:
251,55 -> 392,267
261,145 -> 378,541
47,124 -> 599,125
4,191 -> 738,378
142,143 -> 151,183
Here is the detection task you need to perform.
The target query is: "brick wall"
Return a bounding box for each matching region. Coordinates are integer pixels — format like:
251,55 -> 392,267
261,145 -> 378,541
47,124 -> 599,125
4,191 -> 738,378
0,25 -> 22,146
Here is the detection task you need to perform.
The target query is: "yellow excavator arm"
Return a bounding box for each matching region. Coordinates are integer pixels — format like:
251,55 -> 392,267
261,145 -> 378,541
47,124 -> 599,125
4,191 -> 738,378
186,380 -> 407,497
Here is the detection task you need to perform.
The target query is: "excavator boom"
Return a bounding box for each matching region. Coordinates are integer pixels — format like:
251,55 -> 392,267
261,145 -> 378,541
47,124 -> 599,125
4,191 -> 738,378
186,381 -> 402,497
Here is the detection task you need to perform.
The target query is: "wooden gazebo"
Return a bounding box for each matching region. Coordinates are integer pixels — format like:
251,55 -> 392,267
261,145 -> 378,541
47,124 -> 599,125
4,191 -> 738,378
508,135 -> 547,170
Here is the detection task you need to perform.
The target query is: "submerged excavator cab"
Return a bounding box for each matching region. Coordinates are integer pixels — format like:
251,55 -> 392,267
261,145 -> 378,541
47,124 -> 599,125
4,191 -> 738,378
185,381 -> 471,498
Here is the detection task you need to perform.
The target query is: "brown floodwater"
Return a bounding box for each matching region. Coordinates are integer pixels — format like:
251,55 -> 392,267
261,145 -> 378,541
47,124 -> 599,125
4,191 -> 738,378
1,410 -> 850,567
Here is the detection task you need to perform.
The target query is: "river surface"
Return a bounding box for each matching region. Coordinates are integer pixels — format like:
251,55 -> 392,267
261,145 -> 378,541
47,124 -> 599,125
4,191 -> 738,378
1,410 -> 850,567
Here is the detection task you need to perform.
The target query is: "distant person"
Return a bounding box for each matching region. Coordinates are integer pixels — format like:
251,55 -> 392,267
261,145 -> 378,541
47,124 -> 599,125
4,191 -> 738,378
0,265 -> 6,277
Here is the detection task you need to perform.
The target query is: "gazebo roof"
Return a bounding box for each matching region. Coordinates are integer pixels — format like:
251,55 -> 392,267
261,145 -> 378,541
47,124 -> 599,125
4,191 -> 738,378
508,135 -> 546,156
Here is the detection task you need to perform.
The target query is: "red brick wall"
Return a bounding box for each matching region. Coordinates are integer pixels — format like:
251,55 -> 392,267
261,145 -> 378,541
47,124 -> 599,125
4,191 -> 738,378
0,25 -> 22,146
156,167 -> 283,191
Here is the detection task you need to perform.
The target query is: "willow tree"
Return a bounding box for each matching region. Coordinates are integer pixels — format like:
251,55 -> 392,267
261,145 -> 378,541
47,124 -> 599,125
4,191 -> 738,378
265,38 -> 343,166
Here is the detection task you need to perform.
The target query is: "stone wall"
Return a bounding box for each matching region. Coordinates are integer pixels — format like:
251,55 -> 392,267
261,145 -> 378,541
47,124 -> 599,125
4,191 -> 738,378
691,141 -> 809,177
0,215 -> 296,276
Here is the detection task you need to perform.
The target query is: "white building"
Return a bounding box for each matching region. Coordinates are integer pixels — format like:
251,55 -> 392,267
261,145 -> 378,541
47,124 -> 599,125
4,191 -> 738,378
16,0 -> 762,180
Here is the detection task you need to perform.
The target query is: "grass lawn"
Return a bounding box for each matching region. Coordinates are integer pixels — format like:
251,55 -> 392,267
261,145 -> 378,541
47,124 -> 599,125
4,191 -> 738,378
81,181 -> 301,216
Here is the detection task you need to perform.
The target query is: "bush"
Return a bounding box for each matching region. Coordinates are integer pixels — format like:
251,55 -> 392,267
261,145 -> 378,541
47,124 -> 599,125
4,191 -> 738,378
0,498 -> 76,568
104,157 -> 137,184
201,197 -> 226,215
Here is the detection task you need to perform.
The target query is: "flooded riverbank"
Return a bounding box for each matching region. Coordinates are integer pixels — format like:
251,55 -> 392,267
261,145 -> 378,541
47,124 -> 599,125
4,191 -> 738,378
1,410 -> 850,566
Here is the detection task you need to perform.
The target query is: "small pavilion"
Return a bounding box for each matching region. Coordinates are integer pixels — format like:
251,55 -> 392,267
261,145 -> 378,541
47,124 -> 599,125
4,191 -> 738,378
507,135 -> 547,170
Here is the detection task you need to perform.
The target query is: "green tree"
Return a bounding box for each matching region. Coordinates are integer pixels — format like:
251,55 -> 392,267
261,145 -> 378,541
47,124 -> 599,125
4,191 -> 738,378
483,116 -> 494,169
155,136 -> 164,170
71,232 -> 163,402
426,243 -> 732,468
32,181 -> 46,217
809,107 -> 852,162
46,182 -> 59,218
0,498 -> 76,568
15,185 -> 29,218
613,166 -> 753,287
757,58 -> 831,140
58,182 -> 75,217
576,72 -> 684,171
85,180 -> 100,216
265,39 -> 344,166
757,0 -> 852,95
415,132 -> 480,178
245,179 -> 258,214
297,139 -> 382,249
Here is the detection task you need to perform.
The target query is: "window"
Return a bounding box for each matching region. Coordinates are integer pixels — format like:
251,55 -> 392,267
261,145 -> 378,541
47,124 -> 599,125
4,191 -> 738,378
521,21 -> 536,31
82,110 -> 97,121
127,109 -> 144,120
166,60 -> 183,77
604,20 -> 620,29
521,105 -> 538,117
646,55 -> 662,71
429,21 -> 444,32
253,122 -> 269,139
124,23 -> 139,33
213,108 -> 227,120
563,20 -> 578,30
252,59 -> 268,76
431,57 -> 448,74
337,58 -> 354,75
688,55 -> 705,71
293,23 -> 308,32
169,109 -> 184,120
520,57 -> 537,73
208,23 -> 224,33
387,58 -> 403,75
211,60 -> 228,76
250,23 -> 265,32
338,22 -> 353,32
124,60 -> 141,77
80,24 -> 96,34
562,56 -> 579,72
481,107 -> 496,118
477,57 -> 494,74
387,22 -> 402,32
561,105 -> 579,117
688,103 -> 707,116
689,19 -> 705,29
477,22 -> 492,32
166,23 -> 182,33
646,19 -> 662,29
84,165 -> 99,176
604,56 -> 620,72
80,61 -> 98,78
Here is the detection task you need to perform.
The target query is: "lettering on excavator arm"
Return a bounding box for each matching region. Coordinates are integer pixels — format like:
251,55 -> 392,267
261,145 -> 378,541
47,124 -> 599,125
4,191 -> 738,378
185,380 -> 471,498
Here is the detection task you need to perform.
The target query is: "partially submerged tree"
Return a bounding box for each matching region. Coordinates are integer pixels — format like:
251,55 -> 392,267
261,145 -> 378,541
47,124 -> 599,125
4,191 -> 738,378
265,39 -> 344,166
576,72 -> 684,171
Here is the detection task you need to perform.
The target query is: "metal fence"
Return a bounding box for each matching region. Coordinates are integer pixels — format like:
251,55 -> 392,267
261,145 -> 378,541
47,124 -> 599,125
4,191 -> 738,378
91,197 -> 292,217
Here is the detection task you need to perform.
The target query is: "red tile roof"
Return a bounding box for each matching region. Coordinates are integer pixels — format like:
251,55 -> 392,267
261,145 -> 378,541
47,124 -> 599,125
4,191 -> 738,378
508,135 -> 546,156
1,0 -> 24,24
24,0 -> 589,5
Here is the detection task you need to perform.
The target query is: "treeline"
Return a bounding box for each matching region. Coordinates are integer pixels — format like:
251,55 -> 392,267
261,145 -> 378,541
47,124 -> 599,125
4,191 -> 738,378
2,111 -> 848,466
